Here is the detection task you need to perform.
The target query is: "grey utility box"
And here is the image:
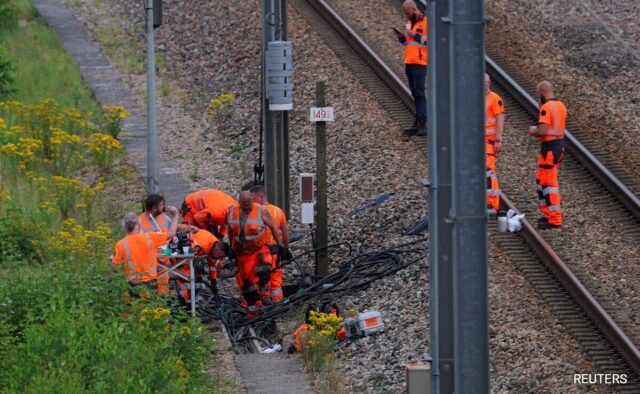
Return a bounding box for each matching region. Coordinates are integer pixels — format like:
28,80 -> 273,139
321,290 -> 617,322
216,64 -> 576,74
266,41 -> 293,111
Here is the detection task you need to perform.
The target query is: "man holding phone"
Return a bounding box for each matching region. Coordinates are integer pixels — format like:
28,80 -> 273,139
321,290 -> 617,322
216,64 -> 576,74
394,0 -> 428,137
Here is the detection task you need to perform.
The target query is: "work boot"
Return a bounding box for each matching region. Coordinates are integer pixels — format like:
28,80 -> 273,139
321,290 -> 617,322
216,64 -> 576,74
537,217 -> 549,224
403,120 -> 420,136
414,120 -> 427,137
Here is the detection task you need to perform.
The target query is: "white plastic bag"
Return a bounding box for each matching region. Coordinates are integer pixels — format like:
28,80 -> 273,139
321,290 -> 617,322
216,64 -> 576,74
506,209 -> 525,232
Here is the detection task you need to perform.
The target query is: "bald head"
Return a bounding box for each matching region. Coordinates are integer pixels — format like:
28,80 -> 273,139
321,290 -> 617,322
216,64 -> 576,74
537,80 -> 554,100
402,0 -> 420,20
239,190 -> 254,212
484,73 -> 491,94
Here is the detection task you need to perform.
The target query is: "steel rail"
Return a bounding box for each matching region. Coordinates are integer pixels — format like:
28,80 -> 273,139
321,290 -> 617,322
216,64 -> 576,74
307,0 -> 414,111
304,0 -> 640,378
486,57 -> 640,221
500,192 -> 640,376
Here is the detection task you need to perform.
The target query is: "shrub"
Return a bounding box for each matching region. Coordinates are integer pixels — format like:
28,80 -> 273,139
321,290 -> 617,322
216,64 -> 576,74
100,104 -> 129,139
0,263 -> 215,392
300,311 -> 343,373
0,0 -> 17,31
0,45 -> 15,98
205,93 -> 234,135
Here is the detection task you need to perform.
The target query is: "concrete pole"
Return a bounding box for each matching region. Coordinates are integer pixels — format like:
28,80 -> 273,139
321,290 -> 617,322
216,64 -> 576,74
145,0 -> 158,194
262,0 -> 290,217
315,81 -> 328,277
427,0 -> 455,392
450,0 -> 488,391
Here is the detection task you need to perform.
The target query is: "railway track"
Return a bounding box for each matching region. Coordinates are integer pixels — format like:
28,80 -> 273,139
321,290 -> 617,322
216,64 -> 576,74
291,0 -> 640,390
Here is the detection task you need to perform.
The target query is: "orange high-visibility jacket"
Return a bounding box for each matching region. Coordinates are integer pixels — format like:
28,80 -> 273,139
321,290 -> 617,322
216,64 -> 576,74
185,189 -> 237,225
263,203 -> 286,245
138,212 -> 172,233
485,91 -> 505,141
404,15 -> 428,66
112,231 -> 166,282
538,99 -> 567,142
191,229 -> 219,255
227,202 -> 270,255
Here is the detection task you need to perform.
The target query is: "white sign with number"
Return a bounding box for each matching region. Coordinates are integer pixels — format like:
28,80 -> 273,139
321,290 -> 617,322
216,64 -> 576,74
309,107 -> 334,122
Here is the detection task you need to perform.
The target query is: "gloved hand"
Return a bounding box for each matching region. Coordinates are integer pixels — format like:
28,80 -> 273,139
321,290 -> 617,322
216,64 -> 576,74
278,246 -> 291,261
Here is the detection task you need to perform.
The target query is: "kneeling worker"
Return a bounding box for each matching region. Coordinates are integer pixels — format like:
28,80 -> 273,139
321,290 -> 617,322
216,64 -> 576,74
227,191 -> 284,314
112,206 -> 179,294
175,229 -> 229,301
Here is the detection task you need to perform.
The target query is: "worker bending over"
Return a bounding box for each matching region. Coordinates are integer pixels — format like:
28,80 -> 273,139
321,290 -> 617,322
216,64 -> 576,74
227,191 -> 283,314
528,80 -> 566,229
250,185 -> 291,303
484,74 -> 505,211
112,206 -> 179,294
181,189 -> 237,237
395,0 -> 428,137
139,194 -> 198,294
174,230 -> 228,301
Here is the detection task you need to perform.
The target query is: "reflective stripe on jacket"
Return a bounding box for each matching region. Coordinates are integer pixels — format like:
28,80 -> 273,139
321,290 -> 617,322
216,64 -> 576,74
485,90 -> 504,140
138,212 -> 171,233
538,99 -> 567,142
403,15 -> 428,66
227,203 -> 270,255
112,232 -> 164,282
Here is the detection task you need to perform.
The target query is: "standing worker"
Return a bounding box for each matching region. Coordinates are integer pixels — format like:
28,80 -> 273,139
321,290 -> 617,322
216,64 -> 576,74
181,189 -> 237,237
394,0 -> 428,137
139,194 -> 198,294
227,191 -> 283,314
250,185 -> 291,303
484,74 -> 505,211
112,206 -> 179,294
529,81 -> 566,229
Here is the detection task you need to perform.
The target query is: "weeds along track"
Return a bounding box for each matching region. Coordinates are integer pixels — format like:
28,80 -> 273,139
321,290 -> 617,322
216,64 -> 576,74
290,0 -> 640,389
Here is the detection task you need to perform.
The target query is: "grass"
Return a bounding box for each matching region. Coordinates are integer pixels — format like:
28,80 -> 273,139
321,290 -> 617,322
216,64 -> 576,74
1,0 -> 97,111
0,1 -> 220,391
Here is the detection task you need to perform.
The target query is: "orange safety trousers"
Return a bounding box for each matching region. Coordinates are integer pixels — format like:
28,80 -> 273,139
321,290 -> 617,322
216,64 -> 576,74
486,141 -> 500,210
267,249 -> 284,302
236,246 -> 273,313
536,139 -> 566,225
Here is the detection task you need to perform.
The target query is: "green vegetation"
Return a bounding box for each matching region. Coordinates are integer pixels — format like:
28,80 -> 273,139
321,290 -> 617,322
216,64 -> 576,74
0,2 -> 218,392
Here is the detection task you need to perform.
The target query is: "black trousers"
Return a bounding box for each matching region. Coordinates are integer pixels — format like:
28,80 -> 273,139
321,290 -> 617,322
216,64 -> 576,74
405,64 -> 427,122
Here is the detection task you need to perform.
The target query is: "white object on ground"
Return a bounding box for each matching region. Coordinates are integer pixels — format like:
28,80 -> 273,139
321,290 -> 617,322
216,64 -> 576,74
261,344 -> 282,354
506,209 -> 525,232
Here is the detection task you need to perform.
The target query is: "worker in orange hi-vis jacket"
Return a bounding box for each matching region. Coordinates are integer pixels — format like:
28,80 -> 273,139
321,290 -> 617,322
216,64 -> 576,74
484,73 -> 506,212
180,189 -> 237,238
112,206 -> 179,296
138,194 -> 198,295
250,184 -> 291,303
528,80 -> 567,229
227,191 -> 283,315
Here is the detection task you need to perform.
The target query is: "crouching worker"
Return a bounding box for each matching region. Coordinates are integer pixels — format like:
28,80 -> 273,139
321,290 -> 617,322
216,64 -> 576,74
227,191 -> 283,315
175,230 -> 229,302
112,206 -> 179,297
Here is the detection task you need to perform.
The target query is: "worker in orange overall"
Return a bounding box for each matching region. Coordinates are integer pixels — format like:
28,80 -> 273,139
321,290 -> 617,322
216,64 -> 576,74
112,207 -> 179,295
173,229 -> 228,301
181,189 -> 237,237
394,0 -> 428,137
250,185 -> 291,303
227,191 -> 283,314
484,73 -> 506,211
138,194 -> 199,295
529,81 -> 566,229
